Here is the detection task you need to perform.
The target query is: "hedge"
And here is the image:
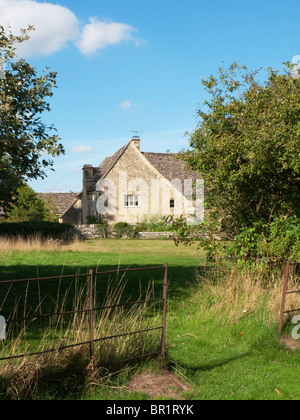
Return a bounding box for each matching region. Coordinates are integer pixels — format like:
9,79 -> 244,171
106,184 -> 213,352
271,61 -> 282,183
0,221 -> 73,238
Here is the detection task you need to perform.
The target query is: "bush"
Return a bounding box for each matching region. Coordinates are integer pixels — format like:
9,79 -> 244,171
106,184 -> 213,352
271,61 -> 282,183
226,216 -> 300,263
135,215 -> 188,232
225,222 -> 265,261
263,216 -> 300,262
113,222 -> 137,239
0,221 -> 73,239
7,184 -> 58,223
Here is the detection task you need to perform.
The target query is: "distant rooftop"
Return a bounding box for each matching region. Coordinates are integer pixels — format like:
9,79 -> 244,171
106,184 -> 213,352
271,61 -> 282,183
37,192 -> 79,216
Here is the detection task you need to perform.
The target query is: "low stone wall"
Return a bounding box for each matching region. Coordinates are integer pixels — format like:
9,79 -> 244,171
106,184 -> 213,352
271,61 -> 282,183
138,232 -> 174,239
68,225 -> 175,240
68,224 -> 101,239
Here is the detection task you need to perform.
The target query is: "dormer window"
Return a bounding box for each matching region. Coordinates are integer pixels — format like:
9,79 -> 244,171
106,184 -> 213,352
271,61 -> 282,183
125,194 -> 139,207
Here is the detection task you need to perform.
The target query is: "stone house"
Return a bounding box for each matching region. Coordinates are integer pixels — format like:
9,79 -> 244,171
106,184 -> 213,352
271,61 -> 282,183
36,192 -> 81,224
69,137 -> 203,226
0,192 -> 81,223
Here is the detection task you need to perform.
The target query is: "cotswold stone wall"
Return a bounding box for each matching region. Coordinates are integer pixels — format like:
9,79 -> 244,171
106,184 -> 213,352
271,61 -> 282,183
68,224 -> 175,240
137,232 -> 174,239
68,225 -> 101,239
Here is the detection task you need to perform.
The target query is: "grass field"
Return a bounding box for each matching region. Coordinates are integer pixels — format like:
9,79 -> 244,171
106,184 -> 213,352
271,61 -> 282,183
0,237 -> 299,400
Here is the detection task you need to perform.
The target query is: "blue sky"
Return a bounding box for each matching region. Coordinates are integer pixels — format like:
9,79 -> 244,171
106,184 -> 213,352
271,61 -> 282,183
1,0 -> 300,192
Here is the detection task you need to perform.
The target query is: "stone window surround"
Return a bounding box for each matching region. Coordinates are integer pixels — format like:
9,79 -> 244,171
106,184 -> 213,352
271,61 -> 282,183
124,194 -> 140,208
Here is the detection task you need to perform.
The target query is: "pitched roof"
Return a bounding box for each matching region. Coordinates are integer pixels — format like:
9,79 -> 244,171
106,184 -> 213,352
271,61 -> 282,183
84,141 -> 200,194
86,144 -> 128,192
141,152 -> 200,183
99,145 -> 127,175
37,193 -> 79,216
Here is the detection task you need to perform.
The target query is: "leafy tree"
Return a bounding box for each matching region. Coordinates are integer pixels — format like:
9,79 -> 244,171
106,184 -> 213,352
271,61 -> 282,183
7,183 -> 58,222
179,62 -> 300,262
0,26 -> 64,211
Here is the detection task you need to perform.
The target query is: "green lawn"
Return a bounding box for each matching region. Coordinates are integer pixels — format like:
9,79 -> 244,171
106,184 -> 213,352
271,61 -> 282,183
0,239 -> 299,400
0,240 -> 204,314
167,309 -> 300,400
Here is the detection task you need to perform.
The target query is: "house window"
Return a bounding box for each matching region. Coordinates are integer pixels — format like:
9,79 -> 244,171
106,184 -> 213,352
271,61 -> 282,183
170,199 -> 175,208
125,195 -> 139,208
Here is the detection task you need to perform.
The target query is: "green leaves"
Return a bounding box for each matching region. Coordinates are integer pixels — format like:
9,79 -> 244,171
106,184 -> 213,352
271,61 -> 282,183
7,183 -> 58,223
180,62 -> 300,262
0,26 -> 64,210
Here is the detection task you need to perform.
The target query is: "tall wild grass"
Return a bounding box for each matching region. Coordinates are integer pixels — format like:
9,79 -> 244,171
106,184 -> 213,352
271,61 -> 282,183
194,263 -> 299,326
0,270 -> 161,399
0,235 -> 63,252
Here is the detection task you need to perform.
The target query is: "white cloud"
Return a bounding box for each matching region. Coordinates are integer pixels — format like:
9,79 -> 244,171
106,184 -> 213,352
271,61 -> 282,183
0,0 -> 140,58
120,100 -> 132,110
76,17 -> 136,56
71,145 -> 95,154
120,99 -> 149,111
0,0 -> 79,57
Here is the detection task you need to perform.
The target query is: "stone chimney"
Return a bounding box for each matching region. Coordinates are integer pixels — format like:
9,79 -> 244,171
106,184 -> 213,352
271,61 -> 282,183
131,136 -> 140,151
82,164 -> 94,224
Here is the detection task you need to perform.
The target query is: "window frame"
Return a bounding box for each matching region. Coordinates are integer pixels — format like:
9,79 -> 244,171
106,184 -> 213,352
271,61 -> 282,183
124,194 -> 140,208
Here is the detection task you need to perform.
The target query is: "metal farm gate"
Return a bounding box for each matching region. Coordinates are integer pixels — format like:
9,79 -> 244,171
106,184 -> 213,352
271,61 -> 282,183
0,264 -> 168,365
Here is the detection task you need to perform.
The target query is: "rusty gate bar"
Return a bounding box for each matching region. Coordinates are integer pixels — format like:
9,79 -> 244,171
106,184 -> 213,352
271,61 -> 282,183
0,340 -> 92,361
0,272 -> 89,285
0,272 -> 90,326
278,261 -> 290,335
5,308 -> 89,325
96,265 -> 166,275
93,326 -> 163,343
88,269 -> 94,360
161,263 -> 168,360
286,290 -> 300,295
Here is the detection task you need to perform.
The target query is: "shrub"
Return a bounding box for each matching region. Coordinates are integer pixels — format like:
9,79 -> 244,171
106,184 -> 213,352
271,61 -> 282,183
262,216 -> 300,262
135,215 -> 188,232
225,222 -> 266,261
135,216 -> 161,232
114,222 -> 137,239
226,216 -> 300,263
7,184 -> 58,223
